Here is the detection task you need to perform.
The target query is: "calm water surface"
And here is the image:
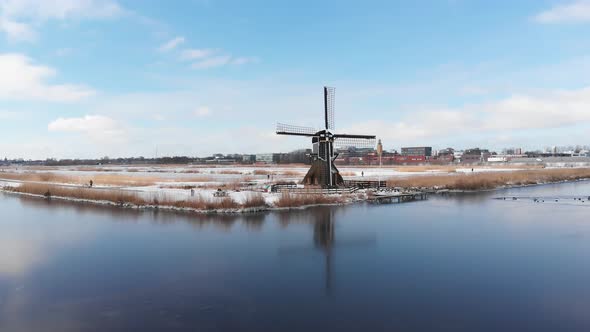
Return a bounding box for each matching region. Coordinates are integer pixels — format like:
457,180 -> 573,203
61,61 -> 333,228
1,182 -> 590,331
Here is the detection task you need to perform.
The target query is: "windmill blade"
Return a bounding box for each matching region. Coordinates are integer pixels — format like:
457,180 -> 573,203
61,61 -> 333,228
334,134 -> 376,139
276,123 -> 318,137
324,86 -> 335,131
334,136 -> 377,149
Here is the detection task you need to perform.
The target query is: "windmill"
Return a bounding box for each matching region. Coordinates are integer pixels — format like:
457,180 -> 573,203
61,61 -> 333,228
276,87 -> 377,187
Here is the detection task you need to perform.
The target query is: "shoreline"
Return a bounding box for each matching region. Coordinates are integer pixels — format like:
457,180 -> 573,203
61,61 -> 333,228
3,178 -> 590,215
0,188 -> 359,214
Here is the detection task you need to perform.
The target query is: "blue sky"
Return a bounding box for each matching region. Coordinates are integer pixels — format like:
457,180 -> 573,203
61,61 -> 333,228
1,0 -> 590,159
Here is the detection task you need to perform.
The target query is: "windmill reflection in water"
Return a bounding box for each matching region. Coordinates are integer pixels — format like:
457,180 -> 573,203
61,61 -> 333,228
279,208 -> 376,295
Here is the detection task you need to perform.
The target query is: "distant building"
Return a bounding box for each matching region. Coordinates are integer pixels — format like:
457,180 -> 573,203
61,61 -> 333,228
461,148 -> 491,164
437,148 -> 455,156
401,146 -> 432,157
256,153 -> 281,164
278,149 -> 312,164
241,154 -> 256,163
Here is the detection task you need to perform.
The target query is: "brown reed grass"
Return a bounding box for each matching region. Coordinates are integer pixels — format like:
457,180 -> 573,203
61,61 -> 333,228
279,170 -> 304,176
4,183 -> 271,210
274,192 -> 346,208
241,193 -> 267,208
8,183 -> 148,205
386,168 -> 590,190
217,169 -> 242,175
0,172 -> 157,187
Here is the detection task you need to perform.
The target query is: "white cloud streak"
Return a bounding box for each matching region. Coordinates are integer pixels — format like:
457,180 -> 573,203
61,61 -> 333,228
534,0 -> 590,23
48,115 -> 126,143
191,55 -> 232,69
158,36 -> 185,52
347,86 -> 590,146
0,0 -> 124,41
180,48 -> 216,60
0,53 -> 96,102
189,54 -> 258,69
0,16 -> 35,41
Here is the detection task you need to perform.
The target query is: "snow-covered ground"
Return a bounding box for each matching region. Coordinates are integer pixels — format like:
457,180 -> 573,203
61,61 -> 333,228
1,164 -> 587,209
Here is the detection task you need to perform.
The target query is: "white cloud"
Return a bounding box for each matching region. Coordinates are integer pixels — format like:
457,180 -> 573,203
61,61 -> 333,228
48,115 -> 126,142
347,85 -> 590,147
158,36 -> 185,52
0,17 -> 35,41
189,55 -> 258,69
191,55 -> 232,69
0,0 -> 123,20
194,106 -> 211,117
0,0 -> 123,41
230,56 -> 259,65
483,87 -> 590,130
534,0 -> 590,23
0,53 -> 96,101
180,48 -> 216,60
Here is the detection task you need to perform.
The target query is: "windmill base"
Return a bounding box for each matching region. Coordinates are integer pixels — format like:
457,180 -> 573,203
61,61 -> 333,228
302,160 -> 344,187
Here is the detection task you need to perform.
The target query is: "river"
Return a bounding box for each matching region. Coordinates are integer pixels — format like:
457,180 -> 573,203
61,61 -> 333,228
1,181 -> 590,331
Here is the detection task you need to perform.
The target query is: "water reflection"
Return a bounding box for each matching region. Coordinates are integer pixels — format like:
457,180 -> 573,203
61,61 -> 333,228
279,207 -> 376,295
15,192 -> 267,230
2,182 -> 590,331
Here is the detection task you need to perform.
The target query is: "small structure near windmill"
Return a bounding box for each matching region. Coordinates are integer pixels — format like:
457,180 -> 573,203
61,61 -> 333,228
276,87 -> 376,187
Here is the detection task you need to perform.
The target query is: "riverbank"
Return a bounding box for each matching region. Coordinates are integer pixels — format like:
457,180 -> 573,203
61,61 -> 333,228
386,168 -> 590,191
0,183 -> 362,214
1,167 -> 590,214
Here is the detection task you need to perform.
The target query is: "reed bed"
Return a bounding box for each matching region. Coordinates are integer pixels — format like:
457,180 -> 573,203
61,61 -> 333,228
241,193 -> 267,208
4,183 -> 269,210
339,171 -> 357,176
174,176 -> 217,183
7,183 -> 148,205
392,164 -> 543,173
386,168 -> 590,190
217,170 -> 242,175
279,170 -> 304,176
0,171 -> 157,187
274,192 -> 346,208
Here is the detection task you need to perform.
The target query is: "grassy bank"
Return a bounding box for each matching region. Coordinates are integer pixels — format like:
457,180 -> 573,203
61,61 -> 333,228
0,172 -> 158,187
386,168 -> 590,190
2,183 -> 268,211
274,192 -> 348,208
1,183 -> 354,212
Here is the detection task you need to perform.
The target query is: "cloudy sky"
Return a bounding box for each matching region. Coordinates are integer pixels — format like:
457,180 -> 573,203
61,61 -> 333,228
1,0 -> 590,159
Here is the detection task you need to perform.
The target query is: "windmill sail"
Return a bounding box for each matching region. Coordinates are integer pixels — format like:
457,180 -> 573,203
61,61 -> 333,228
324,86 -> 335,130
334,137 -> 376,149
276,123 -> 318,136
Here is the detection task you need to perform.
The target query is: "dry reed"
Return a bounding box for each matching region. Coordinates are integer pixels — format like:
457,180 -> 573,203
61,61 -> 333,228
4,183 -> 269,210
386,168 -> 590,190
0,171 -> 158,187
8,183 -> 147,205
241,193 -> 267,208
274,192 -> 345,208
217,170 -> 242,175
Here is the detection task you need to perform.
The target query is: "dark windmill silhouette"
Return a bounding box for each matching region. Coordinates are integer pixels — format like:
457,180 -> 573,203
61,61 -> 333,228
279,208 -> 376,295
276,87 -> 376,187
